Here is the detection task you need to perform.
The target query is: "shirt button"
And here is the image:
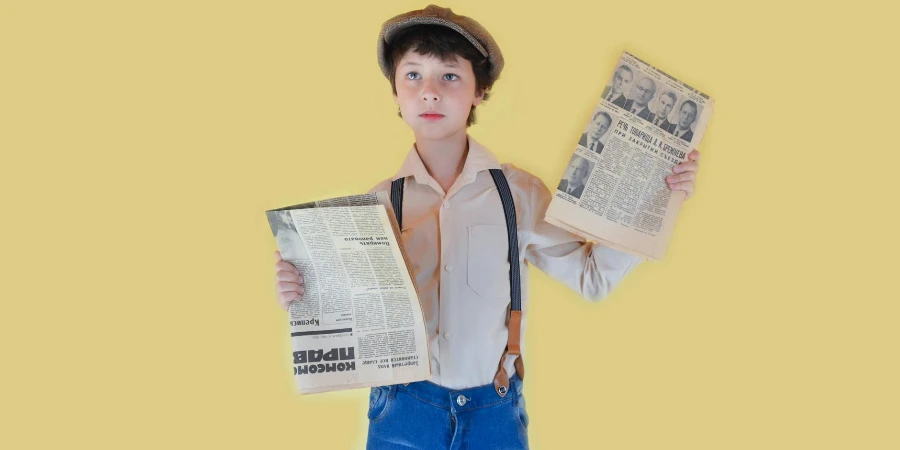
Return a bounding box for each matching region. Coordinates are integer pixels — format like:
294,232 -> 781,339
456,395 -> 467,406
443,201 -> 450,209
444,264 -> 453,272
443,332 -> 452,340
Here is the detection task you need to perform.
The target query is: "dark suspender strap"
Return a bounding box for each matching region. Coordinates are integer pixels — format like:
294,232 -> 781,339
488,168 -> 525,397
488,168 -> 521,312
390,178 -> 404,229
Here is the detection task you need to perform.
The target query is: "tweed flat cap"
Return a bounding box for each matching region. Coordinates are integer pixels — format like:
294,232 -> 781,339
377,4 -> 504,84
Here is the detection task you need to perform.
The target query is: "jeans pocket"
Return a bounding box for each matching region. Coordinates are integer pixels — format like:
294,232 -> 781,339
515,395 -> 529,429
367,386 -> 392,422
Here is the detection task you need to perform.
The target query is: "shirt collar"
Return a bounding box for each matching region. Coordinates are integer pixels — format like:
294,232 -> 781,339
392,134 -> 501,186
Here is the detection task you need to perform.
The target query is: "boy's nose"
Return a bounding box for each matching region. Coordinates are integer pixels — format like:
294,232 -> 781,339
421,81 -> 440,102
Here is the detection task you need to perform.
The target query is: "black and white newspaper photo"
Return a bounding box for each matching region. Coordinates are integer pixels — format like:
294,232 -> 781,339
547,51 -> 714,260
266,192 -> 431,394
557,153 -> 595,200
578,109 -> 615,154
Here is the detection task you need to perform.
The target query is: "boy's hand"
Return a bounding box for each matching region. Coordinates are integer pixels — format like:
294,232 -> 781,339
274,250 -> 304,311
666,149 -> 701,199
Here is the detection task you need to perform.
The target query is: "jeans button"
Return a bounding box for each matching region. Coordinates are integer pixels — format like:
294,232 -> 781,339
456,395 -> 467,406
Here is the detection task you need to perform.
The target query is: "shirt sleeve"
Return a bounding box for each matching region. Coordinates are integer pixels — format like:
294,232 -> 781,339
523,176 -> 645,302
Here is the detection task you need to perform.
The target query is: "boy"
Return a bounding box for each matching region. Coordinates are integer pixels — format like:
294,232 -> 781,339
274,5 -> 701,449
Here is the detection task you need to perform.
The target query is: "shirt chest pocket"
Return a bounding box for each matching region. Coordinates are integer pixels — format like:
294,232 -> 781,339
466,224 -> 511,299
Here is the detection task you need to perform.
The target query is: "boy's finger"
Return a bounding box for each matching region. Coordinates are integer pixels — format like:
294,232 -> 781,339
689,149 -> 700,161
275,250 -> 282,262
276,271 -> 303,283
668,180 -> 695,197
673,161 -> 699,173
277,281 -> 304,293
666,171 -> 696,184
278,288 -> 303,302
275,260 -> 300,274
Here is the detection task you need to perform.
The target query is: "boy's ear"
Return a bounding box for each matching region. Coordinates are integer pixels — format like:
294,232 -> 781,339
473,88 -> 485,106
393,92 -> 399,104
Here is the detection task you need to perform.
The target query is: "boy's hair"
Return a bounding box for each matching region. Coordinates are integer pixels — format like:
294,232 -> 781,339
386,24 -> 494,127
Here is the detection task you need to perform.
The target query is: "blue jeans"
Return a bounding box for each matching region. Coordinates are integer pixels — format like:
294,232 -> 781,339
366,374 -> 529,449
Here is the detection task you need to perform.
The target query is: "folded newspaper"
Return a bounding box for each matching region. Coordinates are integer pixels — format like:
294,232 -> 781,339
266,192 -> 431,394
547,51 -> 714,260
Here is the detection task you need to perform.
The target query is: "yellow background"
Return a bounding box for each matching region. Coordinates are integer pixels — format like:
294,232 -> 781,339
2,1 -> 898,448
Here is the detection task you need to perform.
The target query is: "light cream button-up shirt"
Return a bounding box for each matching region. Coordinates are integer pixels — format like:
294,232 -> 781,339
368,135 -> 644,390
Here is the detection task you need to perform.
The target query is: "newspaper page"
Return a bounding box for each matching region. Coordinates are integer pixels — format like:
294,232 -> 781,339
266,192 -> 431,394
546,51 -> 714,260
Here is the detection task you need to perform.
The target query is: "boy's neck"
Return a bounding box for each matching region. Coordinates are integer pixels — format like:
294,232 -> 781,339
413,129 -> 469,194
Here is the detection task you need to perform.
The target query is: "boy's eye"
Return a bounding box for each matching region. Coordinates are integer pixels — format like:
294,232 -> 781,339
405,72 -> 420,80
443,74 -> 459,81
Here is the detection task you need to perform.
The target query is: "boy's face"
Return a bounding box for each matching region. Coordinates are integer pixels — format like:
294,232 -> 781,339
393,50 -> 483,140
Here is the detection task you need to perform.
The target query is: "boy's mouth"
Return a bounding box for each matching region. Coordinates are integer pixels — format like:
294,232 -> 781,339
420,113 -> 445,121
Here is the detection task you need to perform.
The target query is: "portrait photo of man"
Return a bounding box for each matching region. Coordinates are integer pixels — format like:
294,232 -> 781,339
673,100 -> 698,142
652,90 -> 678,133
601,65 -> 633,108
578,111 -> 613,154
623,77 -> 658,122
557,154 -> 593,199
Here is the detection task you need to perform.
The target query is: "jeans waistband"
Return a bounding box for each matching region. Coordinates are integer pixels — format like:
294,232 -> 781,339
389,375 -> 522,413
